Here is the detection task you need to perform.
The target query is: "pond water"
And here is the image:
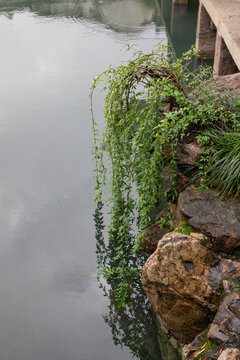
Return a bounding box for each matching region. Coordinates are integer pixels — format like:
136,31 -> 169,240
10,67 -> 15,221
0,1 -> 198,359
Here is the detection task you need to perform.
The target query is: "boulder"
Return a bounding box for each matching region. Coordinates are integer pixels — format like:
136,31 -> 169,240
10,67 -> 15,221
215,72 -> 240,90
178,187 -> 240,254
142,232 -> 220,343
163,141 -> 202,167
217,348 -> 240,360
142,232 -> 240,343
176,142 -> 202,165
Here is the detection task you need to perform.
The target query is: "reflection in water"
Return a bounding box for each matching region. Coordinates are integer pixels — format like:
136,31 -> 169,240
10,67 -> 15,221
0,0 -> 199,51
159,0 -> 199,58
0,0 -> 199,53
94,203 -> 162,360
99,0 -> 155,29
0,0 -> 168,358
0,0 -> 164,38
0,0 -> 200,358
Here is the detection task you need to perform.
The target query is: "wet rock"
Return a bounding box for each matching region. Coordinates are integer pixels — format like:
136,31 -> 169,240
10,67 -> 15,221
142,232 -> 220,343
178,187 -> 240,254
215,72 -> 240,90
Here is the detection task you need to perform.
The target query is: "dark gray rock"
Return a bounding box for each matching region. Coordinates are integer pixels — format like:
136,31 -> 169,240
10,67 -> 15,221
182,330 -> 215,360
183,277 -> 240,359
178,187 -> 240,254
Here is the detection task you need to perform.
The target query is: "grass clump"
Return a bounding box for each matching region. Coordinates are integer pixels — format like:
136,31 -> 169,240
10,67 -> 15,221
204,127 -> 240,198
174,216 -> 193,235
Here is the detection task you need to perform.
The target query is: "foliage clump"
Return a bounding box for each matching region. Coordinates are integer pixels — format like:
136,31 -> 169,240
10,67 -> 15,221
90,44 -> 240,302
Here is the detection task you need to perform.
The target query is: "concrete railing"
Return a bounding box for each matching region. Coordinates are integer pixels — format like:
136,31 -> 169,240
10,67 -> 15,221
171,0 -> 240,75
196,0 -> 240,75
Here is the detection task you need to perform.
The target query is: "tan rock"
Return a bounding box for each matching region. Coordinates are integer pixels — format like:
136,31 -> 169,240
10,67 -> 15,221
215,72 -> 240,90
163,141 -> 202,166
142,232 -> 240,343
190,232 -> 206,241
142,232 -> 220,342
217,348 -> 240,360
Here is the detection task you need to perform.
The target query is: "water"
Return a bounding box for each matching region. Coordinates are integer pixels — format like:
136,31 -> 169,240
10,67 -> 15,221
0,1 -> 198,359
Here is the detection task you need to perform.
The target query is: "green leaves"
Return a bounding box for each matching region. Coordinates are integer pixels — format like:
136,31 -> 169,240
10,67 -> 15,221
91,44 -> 239,306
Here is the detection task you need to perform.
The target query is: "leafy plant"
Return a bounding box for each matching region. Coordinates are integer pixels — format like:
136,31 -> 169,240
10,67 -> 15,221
174,216 -> 193,235
90,44 -> 239,303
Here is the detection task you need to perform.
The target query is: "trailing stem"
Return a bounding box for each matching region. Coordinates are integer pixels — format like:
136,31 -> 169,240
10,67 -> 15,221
90,44 -> 240,305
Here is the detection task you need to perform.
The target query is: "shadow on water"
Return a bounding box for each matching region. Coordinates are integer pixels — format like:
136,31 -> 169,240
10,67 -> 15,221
93,203 -> 162,360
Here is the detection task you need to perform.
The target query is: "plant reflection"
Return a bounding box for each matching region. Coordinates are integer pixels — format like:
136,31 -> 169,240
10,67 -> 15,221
94,203 -> 162,360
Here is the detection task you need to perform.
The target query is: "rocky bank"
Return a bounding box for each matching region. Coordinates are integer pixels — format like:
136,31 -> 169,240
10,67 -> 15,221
142,190 -> 240,359
141,74 -> 240,360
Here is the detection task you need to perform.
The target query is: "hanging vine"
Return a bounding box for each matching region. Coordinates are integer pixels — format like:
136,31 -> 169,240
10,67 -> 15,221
90,44 -> 239,304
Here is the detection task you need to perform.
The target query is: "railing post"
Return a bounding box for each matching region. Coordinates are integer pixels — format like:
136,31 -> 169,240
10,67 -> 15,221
214,33 -> 238,75
196,2 -> 216,58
